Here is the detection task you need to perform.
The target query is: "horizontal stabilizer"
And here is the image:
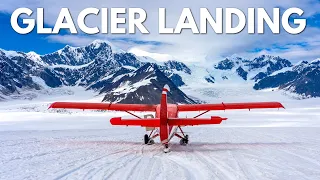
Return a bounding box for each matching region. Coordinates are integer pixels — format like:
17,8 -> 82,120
168,116 -> 227,126
110,117 -> 160,127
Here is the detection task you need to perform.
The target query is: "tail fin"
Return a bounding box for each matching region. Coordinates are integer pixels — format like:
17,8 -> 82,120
160,85 -> 169,143
160,84 -> 169,121
163,84 -> 170,92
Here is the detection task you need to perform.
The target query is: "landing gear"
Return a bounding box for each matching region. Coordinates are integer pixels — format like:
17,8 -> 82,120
179,134 -> 189,146
163,144 -> 170,153
176,126 -> 189,146
144,134 -> 155,145
148,139 -> 155,145
144,134 -> 149,144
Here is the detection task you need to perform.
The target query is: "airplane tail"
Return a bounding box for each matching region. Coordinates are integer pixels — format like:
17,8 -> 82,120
159,85 -> 170,143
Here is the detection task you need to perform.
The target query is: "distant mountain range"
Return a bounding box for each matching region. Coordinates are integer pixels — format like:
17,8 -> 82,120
0,40 -> 319,103
254,60 -> 320,98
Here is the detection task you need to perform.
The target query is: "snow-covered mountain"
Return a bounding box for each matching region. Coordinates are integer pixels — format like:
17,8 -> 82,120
0,50 -> 50,95
0,41 -> 194,103
254,60 -> 320,98
101,63 -> 195,104
41,40 -> 125,66
0,41 -> 319,102
211,55 -> 293,82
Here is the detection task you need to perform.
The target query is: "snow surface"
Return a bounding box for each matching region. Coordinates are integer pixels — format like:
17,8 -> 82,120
1,86 -> 320,180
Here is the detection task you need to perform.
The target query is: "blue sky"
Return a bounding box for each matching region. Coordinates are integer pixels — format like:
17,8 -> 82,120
0,13 -> 65,54
0,12 -> 168,54
0,0 -> 320,63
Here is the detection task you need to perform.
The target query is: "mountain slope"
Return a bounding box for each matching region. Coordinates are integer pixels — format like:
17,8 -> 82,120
0,42 -> 196,103
0,50 -> 43,95
211,55 -> 293,82
254,60 -> 320,98
101,63 -> 196,104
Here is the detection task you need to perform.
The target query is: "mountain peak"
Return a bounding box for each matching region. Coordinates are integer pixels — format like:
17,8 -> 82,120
164,60 -> 192,74
0,49 -> 24,58
311,58 -> 320,64
91,39 -> 107,44
101,62 -> 195,104
26,51 -> 46,65
90,40 -> 109,49
89,39 -> 125,54
134,62 -> 158,74
56,40 -> 112,55
57,45 -> 75,54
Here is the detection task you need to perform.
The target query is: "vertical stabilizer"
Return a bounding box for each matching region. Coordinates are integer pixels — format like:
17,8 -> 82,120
160,85 -> 169,144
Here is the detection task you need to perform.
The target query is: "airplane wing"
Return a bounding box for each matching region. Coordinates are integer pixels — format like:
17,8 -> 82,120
178,102 -> 284,111
49,102 -> 157,112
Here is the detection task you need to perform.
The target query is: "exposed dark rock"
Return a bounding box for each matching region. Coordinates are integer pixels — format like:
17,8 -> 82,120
236,67 -> 248,80
164,60 -> 192,74
214,59 -> 235,70
254,60 -> 320,97
101,63 -> 195,104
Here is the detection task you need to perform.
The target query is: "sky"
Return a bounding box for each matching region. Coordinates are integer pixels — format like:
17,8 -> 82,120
0,0 -> 320,65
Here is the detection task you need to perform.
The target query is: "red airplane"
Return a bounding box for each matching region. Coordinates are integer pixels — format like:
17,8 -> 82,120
49,85 -> 284,152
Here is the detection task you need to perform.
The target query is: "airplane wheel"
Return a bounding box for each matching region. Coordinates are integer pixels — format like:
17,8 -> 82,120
180,135 -> 189,146
148,139 -> 155,145
185,134 -> 189,140
144,134 -> 149,144
180,139 -> 186,146
164,144 -> 170,153
184,135 -> 189,144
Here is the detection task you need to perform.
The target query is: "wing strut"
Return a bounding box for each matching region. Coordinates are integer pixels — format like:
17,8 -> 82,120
193,110 -> 210,118
125,111 -> 142,119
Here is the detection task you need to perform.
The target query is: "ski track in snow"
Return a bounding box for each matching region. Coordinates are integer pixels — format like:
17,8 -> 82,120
1,127 -> 320,180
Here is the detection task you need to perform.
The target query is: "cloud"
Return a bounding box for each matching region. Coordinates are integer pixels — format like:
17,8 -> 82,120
2,0 -> 320,63
46,34 -> 169,51
46,35 -> 95,47
128,47 -> 175,62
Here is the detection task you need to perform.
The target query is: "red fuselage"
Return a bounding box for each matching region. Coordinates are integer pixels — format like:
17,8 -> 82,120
154,87 -> 178,145
155,104 -> 178,145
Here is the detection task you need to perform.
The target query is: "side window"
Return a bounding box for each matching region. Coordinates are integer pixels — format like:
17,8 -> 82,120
144,114 -> 154,119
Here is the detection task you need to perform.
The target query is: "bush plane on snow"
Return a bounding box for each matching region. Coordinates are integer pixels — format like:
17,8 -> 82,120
49,85 -> 284,153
